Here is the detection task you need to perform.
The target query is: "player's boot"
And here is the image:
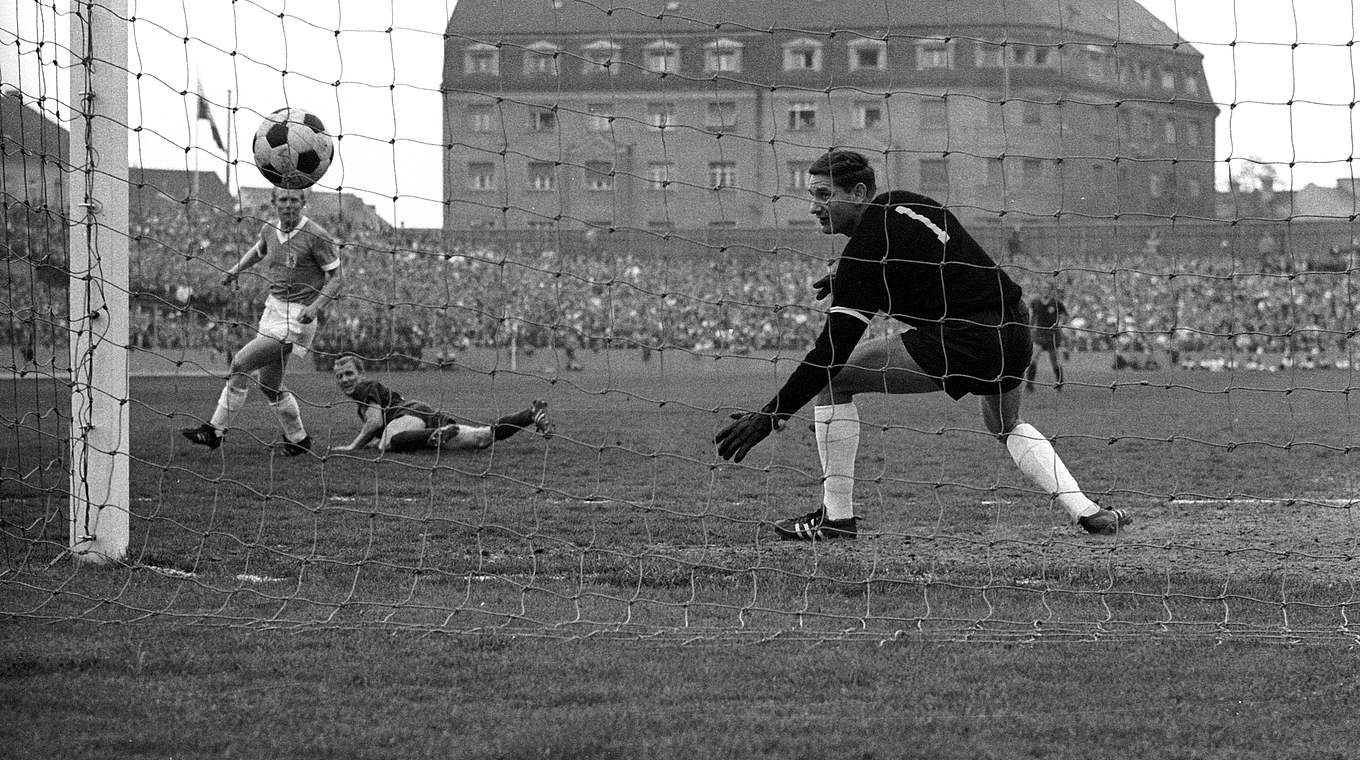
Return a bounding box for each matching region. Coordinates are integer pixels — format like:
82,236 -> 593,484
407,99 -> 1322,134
181,423 -> 223,450
279,435 -> 312,457
1077,507 -> 1133,535
772,507 -> 858,541
530,399 -> 554,438
428,423 -> 461,448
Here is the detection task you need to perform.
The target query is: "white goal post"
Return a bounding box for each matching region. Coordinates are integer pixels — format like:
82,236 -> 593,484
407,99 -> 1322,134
66,0 -> 129,565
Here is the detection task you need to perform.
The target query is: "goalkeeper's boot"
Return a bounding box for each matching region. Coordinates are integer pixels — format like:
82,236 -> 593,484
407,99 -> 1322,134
279,435 -> 312,457
530,399 -> 554,439
772,507 -> 858,541
1078,507 -> 1133,536
181,423 -> 223,450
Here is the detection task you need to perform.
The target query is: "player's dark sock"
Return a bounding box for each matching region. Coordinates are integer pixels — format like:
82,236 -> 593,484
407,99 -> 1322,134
387,430 -> 433,451
492,409 -> 535,440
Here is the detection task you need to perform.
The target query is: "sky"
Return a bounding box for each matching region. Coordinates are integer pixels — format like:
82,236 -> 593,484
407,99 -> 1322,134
2,0 -> 1358,227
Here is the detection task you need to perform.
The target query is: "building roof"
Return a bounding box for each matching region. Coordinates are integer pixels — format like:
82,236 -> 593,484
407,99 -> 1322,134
130,167 -> 234,210
1,89 -> 69,164
446,0 -> 1189,49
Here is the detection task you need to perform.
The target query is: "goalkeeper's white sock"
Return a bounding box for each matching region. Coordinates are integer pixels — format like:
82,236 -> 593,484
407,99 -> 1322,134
1006,422 -> 1099,520
269,391 -> 308,443
815,402 -> 859,521
209,384 -> 249,432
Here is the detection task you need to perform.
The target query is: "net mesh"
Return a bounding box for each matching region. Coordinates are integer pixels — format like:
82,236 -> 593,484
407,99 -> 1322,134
2,0 -> 1358,644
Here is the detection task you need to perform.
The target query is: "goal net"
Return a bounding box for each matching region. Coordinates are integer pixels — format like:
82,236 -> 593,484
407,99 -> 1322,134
2,0 -> 1357,643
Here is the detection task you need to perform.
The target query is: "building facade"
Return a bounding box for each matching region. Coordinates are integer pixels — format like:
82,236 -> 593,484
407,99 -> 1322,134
441,0 -> 1218,231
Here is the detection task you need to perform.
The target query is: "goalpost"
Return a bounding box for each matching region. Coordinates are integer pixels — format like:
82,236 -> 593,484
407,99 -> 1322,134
2,0 -> 1358,643
66,0 -> 129,564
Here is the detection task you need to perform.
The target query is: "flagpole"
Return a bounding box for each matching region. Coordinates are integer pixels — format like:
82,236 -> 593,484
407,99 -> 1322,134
191,86 -> 201,203
226,88 -> 234,212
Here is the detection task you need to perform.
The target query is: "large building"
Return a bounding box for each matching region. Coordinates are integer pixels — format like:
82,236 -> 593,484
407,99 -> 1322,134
441,0 -> 1217,231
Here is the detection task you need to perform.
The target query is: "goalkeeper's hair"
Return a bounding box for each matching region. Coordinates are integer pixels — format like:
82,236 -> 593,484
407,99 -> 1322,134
809,149 -> 877,196
333,353 -> 365,372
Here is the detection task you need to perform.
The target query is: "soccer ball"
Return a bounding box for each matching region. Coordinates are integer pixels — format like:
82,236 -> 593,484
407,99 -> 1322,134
252,107 -> 334,190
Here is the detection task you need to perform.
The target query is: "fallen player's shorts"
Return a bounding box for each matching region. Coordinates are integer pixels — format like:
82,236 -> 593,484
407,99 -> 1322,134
257,295 -> 318,355
899,300 -> 1033,399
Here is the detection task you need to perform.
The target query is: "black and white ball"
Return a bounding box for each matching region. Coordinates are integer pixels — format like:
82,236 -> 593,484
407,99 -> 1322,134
252,107 -> 334,190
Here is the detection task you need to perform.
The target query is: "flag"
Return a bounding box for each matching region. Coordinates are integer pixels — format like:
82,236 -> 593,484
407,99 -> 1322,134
195,82 -> 226,151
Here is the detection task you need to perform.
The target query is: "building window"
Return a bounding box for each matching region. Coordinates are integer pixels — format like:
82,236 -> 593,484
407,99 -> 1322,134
975,41 -> 1004,68
527,220 -> 555,231
582,41 -> 620,75
1149,173 -> 1164,198
529,108 -> 557,132
644,40 -> 680,73
1022,101 -> 1041,126
1160,68 -> 1176,89
916,40 -> 952,69
524,43 -> 559,75
783,38 -> 823,71
1138,114 -> 1153,140
1009,44 -> 1053,67
1185,120 -> 1202,147
709,161 -> 737,189
705,39 -> 744,72
920,158 -> 949,194
1023,158 -> 1042,185
848,39 -> 887,71
1135,62 -> 1153,87
464,44 -> 500,75
585,161 -> 613,191
1187,178 -> 1203,198
467,162 -> 495,191
787,161 -> 811,190
854,101 -> 882,130
706,101 -> 738,132
1163,118 -> 1177,143
1084,46 -> 1109,79
787,101 -> 817,131
1185,75 -> 1201,96
528,162 -> 556,191
921,99 -> 947,129
587,103 -> 613,132
468,105 -> 494,133
647,162 -> 674,190
647,102 -> 676,130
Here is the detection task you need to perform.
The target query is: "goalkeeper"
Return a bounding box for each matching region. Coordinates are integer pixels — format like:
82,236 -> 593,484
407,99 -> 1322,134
715,149 -> 1132,540
330,354 -> 552,453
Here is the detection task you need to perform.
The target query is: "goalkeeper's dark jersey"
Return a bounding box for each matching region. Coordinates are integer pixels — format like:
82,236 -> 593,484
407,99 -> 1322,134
830,190 -> 1022,325
764,190 -> 1024,418
348,379 -> 441,427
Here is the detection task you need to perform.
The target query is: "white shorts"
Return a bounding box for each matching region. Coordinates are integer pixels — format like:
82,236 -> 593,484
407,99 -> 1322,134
378,415 -> 493,452
257,295 -> 318,355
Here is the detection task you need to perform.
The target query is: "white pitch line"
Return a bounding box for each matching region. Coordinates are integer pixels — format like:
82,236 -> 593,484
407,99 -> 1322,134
236,574 -> 290,583
1170,498 -> 1357,507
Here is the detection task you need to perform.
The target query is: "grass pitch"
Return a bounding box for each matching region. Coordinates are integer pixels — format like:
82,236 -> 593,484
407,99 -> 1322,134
3,349 -> 1358,758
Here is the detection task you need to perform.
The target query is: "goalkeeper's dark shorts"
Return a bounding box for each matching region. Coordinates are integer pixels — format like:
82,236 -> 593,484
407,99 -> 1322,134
899,300 -> 1034,400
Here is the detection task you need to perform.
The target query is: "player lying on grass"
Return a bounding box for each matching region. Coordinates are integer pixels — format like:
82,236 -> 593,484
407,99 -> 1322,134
715,149 -> 1132,540
330,354 -> 553,453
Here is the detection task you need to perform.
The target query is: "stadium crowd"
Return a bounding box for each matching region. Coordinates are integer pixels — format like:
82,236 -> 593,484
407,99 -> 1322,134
3,197 -> 1356,372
